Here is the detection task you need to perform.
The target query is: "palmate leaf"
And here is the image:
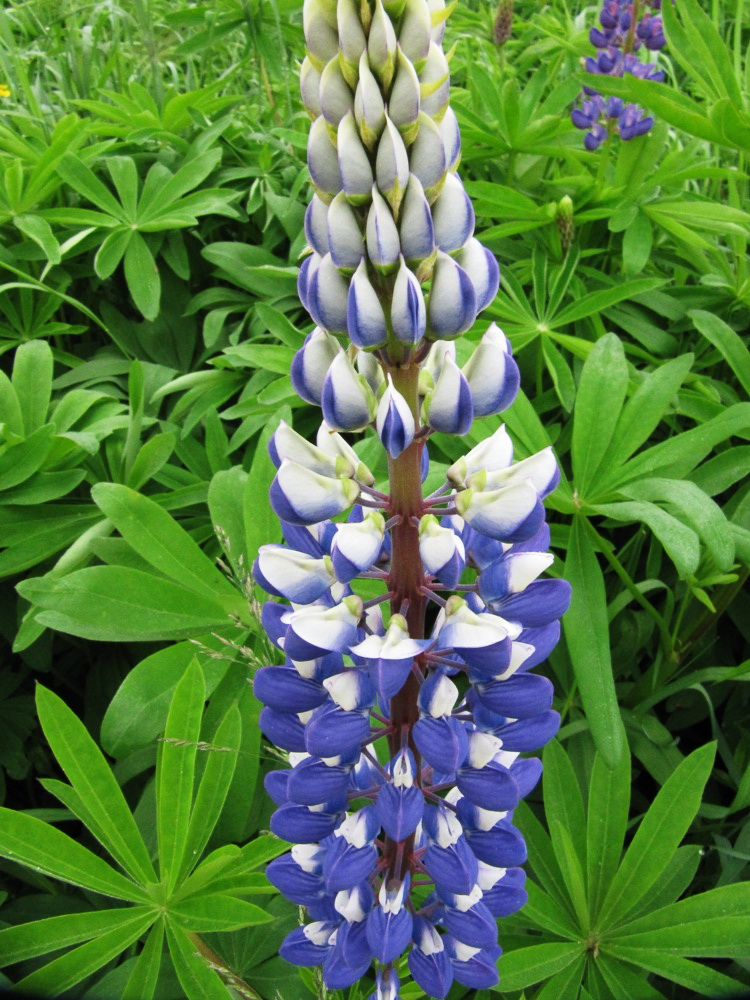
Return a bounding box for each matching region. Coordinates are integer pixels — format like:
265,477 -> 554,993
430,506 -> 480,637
36,685 -> 156,885
157,658 -> 206,894
10,909 -> 155,996
122,921 -> 164,1000
563,516 -> 626,767
597,743 -> 716,929
586,750 -> 631,918
0,908 -> 152,965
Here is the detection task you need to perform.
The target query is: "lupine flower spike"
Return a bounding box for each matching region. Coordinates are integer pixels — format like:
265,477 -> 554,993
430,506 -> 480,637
572,0 -> 666,149
255,0 -> 571,994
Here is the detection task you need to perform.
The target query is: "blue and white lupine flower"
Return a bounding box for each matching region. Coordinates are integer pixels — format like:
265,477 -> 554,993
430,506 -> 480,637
252,0 -> 570,994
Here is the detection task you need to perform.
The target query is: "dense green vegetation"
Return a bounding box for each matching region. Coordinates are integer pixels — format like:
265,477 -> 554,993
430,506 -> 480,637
0,0 -> 748,997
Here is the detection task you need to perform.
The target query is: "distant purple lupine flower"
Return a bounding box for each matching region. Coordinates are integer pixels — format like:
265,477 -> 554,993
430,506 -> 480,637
254,0 -> 570,995
572,0 -> 666,149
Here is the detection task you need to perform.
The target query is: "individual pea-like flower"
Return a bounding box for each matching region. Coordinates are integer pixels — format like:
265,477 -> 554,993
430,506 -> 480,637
251,0 -> 571,995
571,0 -> 665,149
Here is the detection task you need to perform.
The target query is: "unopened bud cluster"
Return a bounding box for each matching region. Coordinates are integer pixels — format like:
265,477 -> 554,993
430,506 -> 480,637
252,0 -> 570,996
572,0 -> 666,150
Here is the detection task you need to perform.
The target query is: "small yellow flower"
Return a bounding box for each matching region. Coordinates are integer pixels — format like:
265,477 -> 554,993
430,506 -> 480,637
0,85 -> 10,98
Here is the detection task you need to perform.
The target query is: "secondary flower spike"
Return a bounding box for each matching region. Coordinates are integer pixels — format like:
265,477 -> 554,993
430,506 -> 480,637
252,0 -> 571,995
571,0 -> 666,149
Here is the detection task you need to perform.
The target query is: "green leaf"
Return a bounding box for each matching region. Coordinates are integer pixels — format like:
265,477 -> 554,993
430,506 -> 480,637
18,566 -> 236,641
0,807 -> 148,901
619,478 -> 734,571
533,954 -> 586,1000
498,942 -> 584,991
542,741 -> 586,865
563,516 -> 626,767
11,339 -> 53,435
124,231 -> 160,320
209,466 -> 250,577
157,659 -> 205,892
36,685 -> 156,884
14,213 -> 61,264
0,907 -> 149,964
122,920 -> 164,1000
11,908 -> 154,995
610,403 -> 750,487
622,212 -> 652,275
166,925 -> 234,1000
602,355 -> 694,476
550,819 -> 589,928
597,743 -> 716,928
169,894 -> 271,932
572,334 -> 629,495
0,424 -> 54,491
94,227 -> 133,280
597,954 -> 667,1000
603,949 -> 748,997
107,156 -> 139,220
609,882 -> 750,950
542,338 -> 575,412
690,309 -> 750,397
522,880 -> 581,940
553,279 -> 665,328
127,432 -> 177,490
101,643 -> 203,758
57,153 -> 124,218
91,483 -> 239,604
586,750 -> 631,918
590,501 -> 700,579
177,704 -> 241,884
223,342 -> 297,374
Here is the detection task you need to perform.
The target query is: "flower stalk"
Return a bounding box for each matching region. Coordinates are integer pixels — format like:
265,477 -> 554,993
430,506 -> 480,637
251,0 -> 570,995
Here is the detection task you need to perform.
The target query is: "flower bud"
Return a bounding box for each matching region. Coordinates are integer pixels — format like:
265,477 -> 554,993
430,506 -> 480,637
375,749 -> 424,841
455,480 -> 543,543
376,374 -> 416,458
368,0 -> 398,88
338,110 -> 374,205
321,350 -> 378,431
427,251 -> 476,339
399,0 -> 432,72
309,252 -> 350,333
354,53 -> 387,150
303,0 -> 339,68
297,252 -> 319,312
316,420 -> 376,485
366,185 -> 401,274
389,47 -> 421,138
270,419 -> 354,477
347,258 -> 388,349
399,173 -> 435,266
300,56 -> 323,118
308,115 -> 343,198
423,352 -> 473,435
419,43 -> 450,119
432,172 -> 474,253
281,922 -> 337,966
447,423 -> 513,486
367,877 -> 413,964
356,349 -> 386,393
327,191 -> 364,272
291,327 -> 343,405
455,238 -> 499,312
331,511 -> 386,581
320,57 -> 354,126
470,447 -> 559,498
305,195 -> 330,256
428,0 -> 449,44
408,917 -> 453,998
439,105 -> 461,171
337,0 -> 367,85
271,460 -> 361,525
375,116 -> 410,216
462,323 -> 520,416
419,513 -> 466,588
409,112 -> 447,199
391,255 -> 426,345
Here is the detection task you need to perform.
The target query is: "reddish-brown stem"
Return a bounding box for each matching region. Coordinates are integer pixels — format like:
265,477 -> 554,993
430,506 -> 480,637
381,359 -> 427,882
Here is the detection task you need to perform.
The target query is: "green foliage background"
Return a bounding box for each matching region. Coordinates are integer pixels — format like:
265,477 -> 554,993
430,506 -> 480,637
0,0 -> 748,997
